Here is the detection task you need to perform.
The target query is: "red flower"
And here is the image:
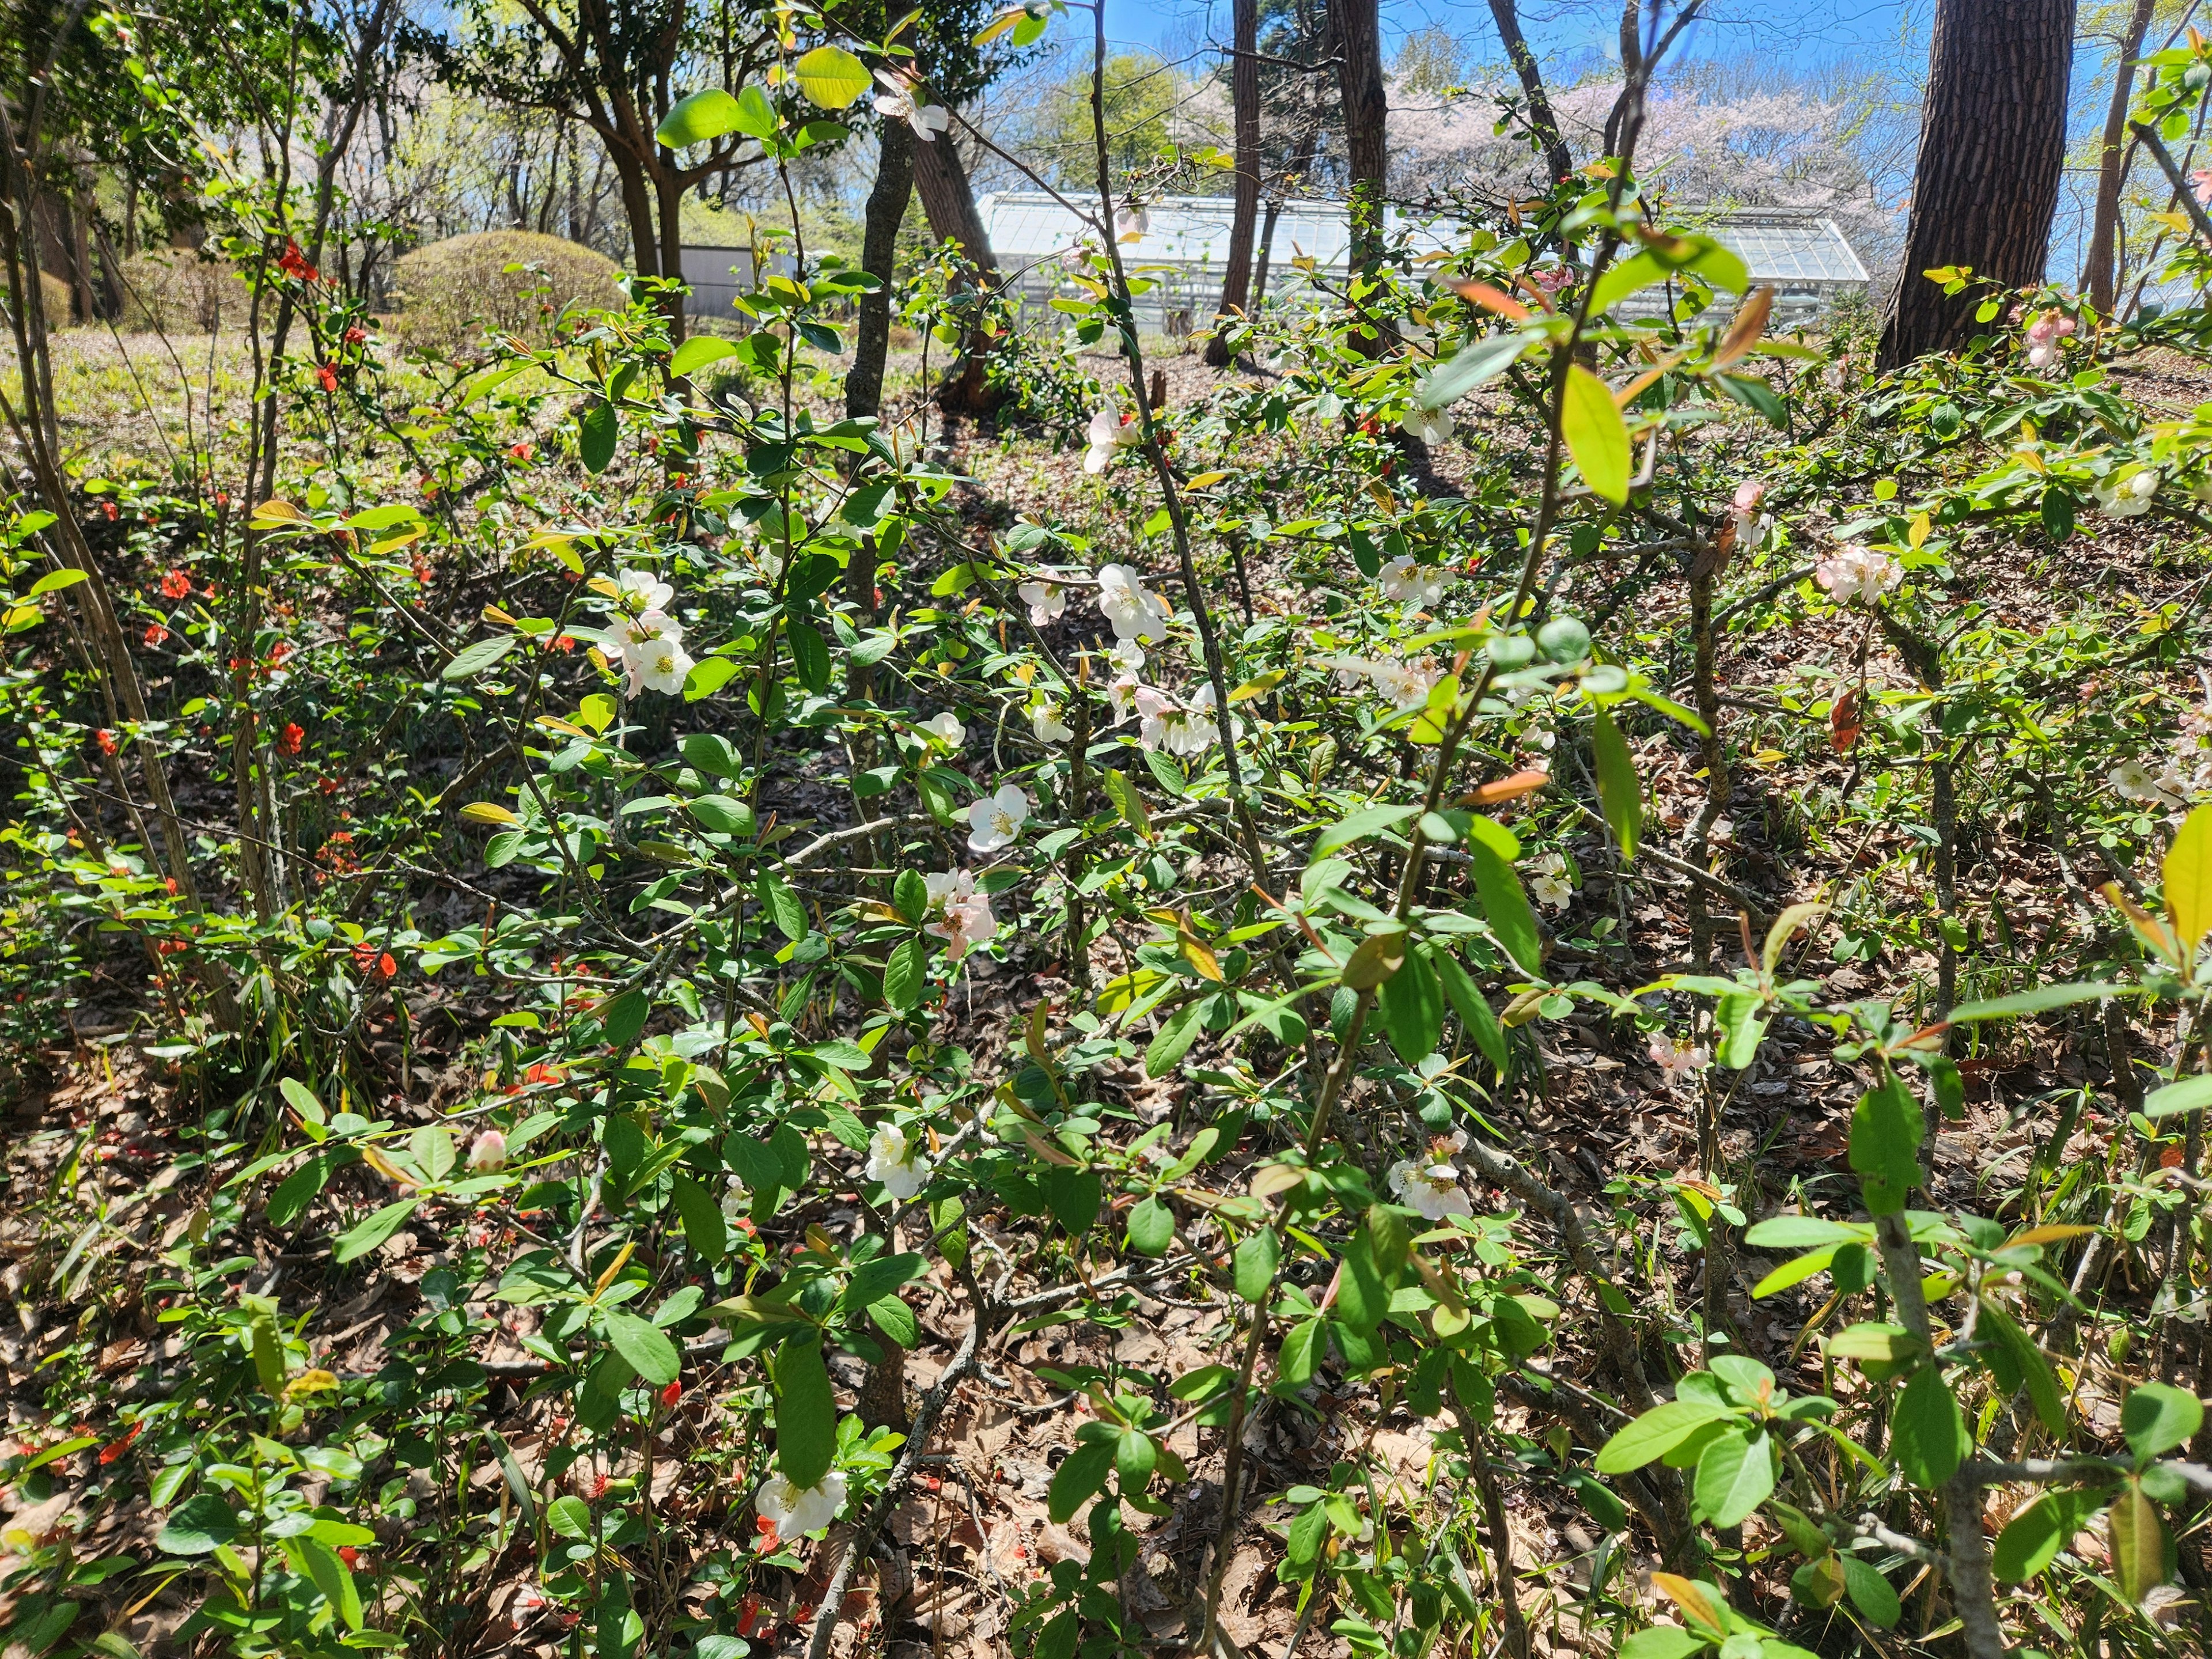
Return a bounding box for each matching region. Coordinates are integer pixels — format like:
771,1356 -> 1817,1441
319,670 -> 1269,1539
343,325 -> 366,346
96,729 -> 118,755
659,1379 -> 683,1407
143,623 -> 169,647
507,442 -> 534,461
379,952 -> 397,979
97,1423 -> 141,1464
316,362 -> 339,393
160,568 -> 191,599
276,239 -> 320,282
279,722 -> 304,756
737,1596 -> 763,1636
336,1546 -> 361,1568
214,491 -> 230,508
100,500 -> 119,520
522,1062 -> 565,1086
548,634 -> 575,653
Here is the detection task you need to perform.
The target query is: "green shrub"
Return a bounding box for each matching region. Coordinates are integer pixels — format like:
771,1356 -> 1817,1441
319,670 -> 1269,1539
387,230 -> 620,353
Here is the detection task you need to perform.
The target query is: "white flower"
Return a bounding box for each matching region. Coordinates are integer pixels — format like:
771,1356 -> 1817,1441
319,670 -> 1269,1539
1728,480 -> 1771,550
1059,241 -> 1093,272
755,1470 -> 847,1540
2096,467 -> 2160,518
2111,759 -> 2188,809
1402,407 -> 1453,444
1084,406 -> 1138,474
921,710 -> 965,750
1648,1035 -> 1709,1082
1379,555 -> 1448,611
467,1130 -> 507,1172
615,568 -> 673,612
967,784 -> 1031,853
873,72 -> 949,141
1330,656 -> 1441,710
865,1123 -> 928,1199
1115,203 -> 1149,241
1133,684 -> 1176,752
1108,638 -> 1147,674
719,1177 -> 752,1222
1387,1129 -> 1473,1221
1018,580 -> 1066,625
923,869 -> 997,959
1096,563 -> 1170,643
1107,671 -> 1141,722
616,611 -> 694,696
1032,699 -> 1074,744
1528,851 -> 1573,911
613,607 -> 683,657
1812,547 -> 1900,607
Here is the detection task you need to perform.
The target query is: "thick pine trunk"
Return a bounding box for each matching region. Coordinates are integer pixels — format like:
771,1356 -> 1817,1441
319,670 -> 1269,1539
1204,0 -> 1261,368
1334,0 -> 1388,274
846,120 -> 914,421
1878,0 -> 2075,368
1487,0 -> 1574,185
2081,0 -> 2156,313
911,129 -> 1001,414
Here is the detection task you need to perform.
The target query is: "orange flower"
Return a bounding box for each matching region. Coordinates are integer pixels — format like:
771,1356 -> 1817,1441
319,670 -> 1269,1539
160,569 -> 192,599
96,729 -> 118,755
143,623 -> 168,647
278,722 -> 304,755
316,362 -> 339,393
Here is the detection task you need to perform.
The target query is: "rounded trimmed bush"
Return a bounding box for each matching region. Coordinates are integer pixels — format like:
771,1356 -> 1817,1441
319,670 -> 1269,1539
388,231 -> 620,354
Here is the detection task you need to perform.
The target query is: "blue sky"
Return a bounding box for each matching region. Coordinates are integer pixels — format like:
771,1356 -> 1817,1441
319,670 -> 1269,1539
1097,1 -> 1933,81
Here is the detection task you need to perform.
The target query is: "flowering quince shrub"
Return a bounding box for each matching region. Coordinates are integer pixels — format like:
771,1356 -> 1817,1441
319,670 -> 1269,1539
13,10 -> 2212,1659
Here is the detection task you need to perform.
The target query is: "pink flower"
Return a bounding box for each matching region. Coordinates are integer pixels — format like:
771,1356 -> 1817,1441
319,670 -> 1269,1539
2194,168 -> 2212,206
1732,480 -> 1765,513
468,1129 -> 508,1172
1649,1034 -> 1709,1082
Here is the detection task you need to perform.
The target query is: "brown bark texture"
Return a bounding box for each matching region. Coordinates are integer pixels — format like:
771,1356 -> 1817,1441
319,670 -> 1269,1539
1205,0 -> 1262,367
846,119 -> 914,421
2081,0 -> 2156,313
1487,0 -> 1574,185
1878,0 -> 2075,368
1332,0 -> 1388,270
910,129 -> 1001,414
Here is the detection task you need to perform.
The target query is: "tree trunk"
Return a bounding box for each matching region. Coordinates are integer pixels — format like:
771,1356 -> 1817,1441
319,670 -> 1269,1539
1877,0 -> 2075,368
653,162 -> 688,343
614,153 -> 661,280
1203,0 -> 1261,368
910,130 -> 1001,414
1333,0 -> 1388,272
2081,0 -> 2156,313
846,119 -> 914,421
1486,0 -> 1574,186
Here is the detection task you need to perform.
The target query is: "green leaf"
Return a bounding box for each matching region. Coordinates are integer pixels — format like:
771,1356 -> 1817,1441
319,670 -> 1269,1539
1274,1318 -> 1323,1389
1334,1232 -> 1391,1334
671,1172 -> 727,1263
1115,1426 -> 1158,1486
2122,1380 -> 2203,1461
1047,1438 -> 1116,1523
1694,1427 -> 1774,1528
793,45 -> 871,109
332,1198 -> 417,1263
441,634 -> 517,681
599,987 -> 650,1048
867,1296 -> 917,1348
2165,802 -> 2212,959
1947,983 -> 2135,1021
1315,802 -> 1421,856
1103,769 -> 1150,836
1040,1166 -> 1103,1235
1418,333 -> 1531,410
1595,1400 -> 1734,1473
1592,707 -> 1641,860
1743,1215 -> 1868,1250
1431,947 -> 1508,1073
1467,821 -> 1544,976
157,1494 -> 240,1555
1891,1366 -> 1967,1488
787,620 -> 830,692
1620,1629 -> 1705,1659
1980,1303 -> 2063,1435
657,88 -> 746,147
2108,1479 -> 2172,1605
884,937 -> 928,1012
892,869 -> 929,924
772,1334 -> 838,1487
1234,1228 -> 1279,1302
1562,363 -> 1631,505
1378,944 -> 1443,1063
546,1494 -> 593,1540
843,1252 -> 928,1310
671,336 -> 743,378
1993,1488 -> 2100,1581
298,1534 -> 365,1632
1847,1077 -> 1921,1214
2143,1073 -> 2212,1118
601,1309 -> 680,1386
28,566 -> 89,596
1126,1196 -> 1175,1256
758,873 -> 808,942
578,400 -> 618,474
1145,999 -> 1206,1077
1839,1558 -> 1899,1628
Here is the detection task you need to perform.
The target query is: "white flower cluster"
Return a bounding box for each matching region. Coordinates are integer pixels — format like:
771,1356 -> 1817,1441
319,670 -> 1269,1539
923,868 -> 997,958
1330,655 -> 1441,710
611,567 -> 694,695
1528,850 -> 1573,911
2110,693 -> 2212,811
1728,480 -> 1772,551
1649,1033 -> 1709,1082
1380,555 -> 1449,611
1813,546 -> 1900,607
1125,681 -> 1228,758
1096,564 -> 1169,650
1387,1129 -> 1474,1221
